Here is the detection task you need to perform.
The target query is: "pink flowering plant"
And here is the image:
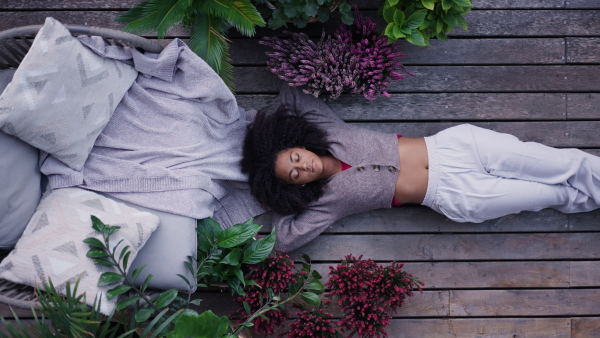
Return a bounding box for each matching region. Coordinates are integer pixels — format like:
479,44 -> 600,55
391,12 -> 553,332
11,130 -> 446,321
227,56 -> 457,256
236,252 -> 423,337
260,9 -> 412,101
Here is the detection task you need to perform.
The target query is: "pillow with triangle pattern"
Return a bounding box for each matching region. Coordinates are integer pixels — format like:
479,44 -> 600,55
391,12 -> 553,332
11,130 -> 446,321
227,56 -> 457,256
0,17 -> 137,171
0,187 -> 159,315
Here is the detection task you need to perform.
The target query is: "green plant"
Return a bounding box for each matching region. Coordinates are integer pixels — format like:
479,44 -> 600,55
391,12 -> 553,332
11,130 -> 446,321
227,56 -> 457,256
115,0 -> 266,91
0,216 -> 279,337
252,0 -> 353,30
381,0 -> 472,46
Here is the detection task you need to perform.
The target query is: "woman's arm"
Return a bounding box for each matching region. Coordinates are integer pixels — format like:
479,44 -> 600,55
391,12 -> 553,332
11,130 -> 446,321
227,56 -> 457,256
279,85 -> 346,126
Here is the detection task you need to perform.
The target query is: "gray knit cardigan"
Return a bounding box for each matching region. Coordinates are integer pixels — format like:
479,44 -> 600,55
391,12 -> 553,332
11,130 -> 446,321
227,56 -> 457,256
40,37 -> 266,228
273,86 -> 400,252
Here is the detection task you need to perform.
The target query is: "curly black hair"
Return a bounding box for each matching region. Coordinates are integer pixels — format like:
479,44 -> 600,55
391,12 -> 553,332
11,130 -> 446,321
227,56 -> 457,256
241,104 -> 331,215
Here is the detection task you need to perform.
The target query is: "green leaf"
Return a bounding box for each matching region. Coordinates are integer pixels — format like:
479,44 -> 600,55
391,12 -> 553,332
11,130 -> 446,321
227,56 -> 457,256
220,248 -> 243,265
300,292 -> 321,307
436,18 -> 444,34
442,0 -> 452,10
406,9 -> 427,29
456,15 -> 468,30
122,251 -> 132,271
442,13 -> 457,26
307,279 -> 325,295
393,9 -> 405,25
86,249 -> 109,258
422,0 -> 435,10
243,301 -> 251,314
453,0 -> 472,7
106,285 -> 132,300
242,229 -> 276,264
341,11 -> 354,25
393,24 -> 405,38
98,272 -> 123,287
90,215 -> 106,232
216,223 -> 261,248
155,289 -> 179,308
383,5 -> 396,23
135,308 -> 155,322
385,22 -> 396,38
317,7 -> 330,22
93,258 -> 114,266
436,31 -> 448,40
116,296 -> 141,311
83,237 -> 105,249
232,267 -> 245,286
187,14 -> 235,92
387,0 -> 400,6
167,310 -> 229,338
131,264 -> 147,284
119,245 -> 131,262
405,30 -> 427,46
116,0 -> 192,38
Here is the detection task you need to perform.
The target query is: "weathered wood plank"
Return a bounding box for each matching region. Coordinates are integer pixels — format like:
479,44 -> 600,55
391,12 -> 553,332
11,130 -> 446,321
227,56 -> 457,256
255,208 -> 573,234
3,0 -> 576,10
2,11 -> 599,38
449,289 -> 600,316
386,318 -> 571,337
0,304 -> 36,319
231,38 -> 567,65
238,93 -> 568,121
293,233 -> 600,261
310,261 -> 572,289
567,38 -> 600,63
190,290 -> 449,318
567,0 -> 600,8
572,318 -> 600,338
356,121 -> 600,148
570,261 -> 600,287
567,94 -> 600,119
234,66 -> 600,93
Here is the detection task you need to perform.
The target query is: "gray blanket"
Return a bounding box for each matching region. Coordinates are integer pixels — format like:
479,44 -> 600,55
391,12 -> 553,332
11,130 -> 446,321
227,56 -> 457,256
40,37 -> 266,227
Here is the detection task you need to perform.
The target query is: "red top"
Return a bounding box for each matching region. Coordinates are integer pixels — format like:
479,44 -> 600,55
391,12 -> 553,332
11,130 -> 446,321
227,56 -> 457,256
340,135 -> 402,206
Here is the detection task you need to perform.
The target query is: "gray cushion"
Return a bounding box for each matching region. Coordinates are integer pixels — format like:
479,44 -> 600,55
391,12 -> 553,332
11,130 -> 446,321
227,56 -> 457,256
0,17 -> 137,170
102,194 -> 197,292
0,68 -> 42,249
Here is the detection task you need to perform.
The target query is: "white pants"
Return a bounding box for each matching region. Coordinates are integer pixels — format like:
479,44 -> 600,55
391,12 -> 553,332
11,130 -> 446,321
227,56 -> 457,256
422,124 -> 600,223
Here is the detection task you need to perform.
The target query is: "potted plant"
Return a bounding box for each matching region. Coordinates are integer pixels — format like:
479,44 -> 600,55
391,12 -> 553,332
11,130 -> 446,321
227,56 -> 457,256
260,10 -> 412,101
251,0 -> 354,29
116,0 -> 267,92
380,0 -> 472,46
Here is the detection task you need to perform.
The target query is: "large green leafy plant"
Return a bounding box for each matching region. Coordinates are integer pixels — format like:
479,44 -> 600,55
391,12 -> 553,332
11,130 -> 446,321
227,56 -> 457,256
116,0 -> 266,91
381,0 -> 471,46
0,216 -> 278,337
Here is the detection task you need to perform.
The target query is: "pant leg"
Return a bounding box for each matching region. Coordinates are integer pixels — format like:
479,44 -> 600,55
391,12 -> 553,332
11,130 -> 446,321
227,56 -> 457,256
467,125 -> 600,212
436,172 -> 598,223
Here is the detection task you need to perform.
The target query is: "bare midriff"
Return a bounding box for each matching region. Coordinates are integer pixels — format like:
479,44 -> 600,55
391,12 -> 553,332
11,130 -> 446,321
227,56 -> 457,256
394,137 -> 429,204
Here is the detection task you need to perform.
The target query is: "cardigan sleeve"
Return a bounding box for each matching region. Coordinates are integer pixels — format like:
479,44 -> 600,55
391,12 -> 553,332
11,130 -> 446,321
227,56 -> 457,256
278,85 -> 346,126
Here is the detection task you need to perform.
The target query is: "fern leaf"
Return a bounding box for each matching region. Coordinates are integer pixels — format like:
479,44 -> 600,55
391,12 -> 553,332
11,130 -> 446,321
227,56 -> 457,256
188,13 -> 236,92
116,0 -> 192,38
199,0 -> 265,37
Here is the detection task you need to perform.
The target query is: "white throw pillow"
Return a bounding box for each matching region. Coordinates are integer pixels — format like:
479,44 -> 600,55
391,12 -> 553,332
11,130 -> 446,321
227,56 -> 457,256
0,187 -> 159,314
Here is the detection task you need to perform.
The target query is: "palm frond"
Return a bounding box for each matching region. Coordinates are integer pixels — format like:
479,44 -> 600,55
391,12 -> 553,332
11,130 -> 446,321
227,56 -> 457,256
116,0 -> 192,38
198,0 -> 265,37
187,13 -> 236,92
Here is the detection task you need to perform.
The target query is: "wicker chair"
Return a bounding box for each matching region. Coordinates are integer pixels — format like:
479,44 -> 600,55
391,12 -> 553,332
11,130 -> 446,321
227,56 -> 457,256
0,24 -> 163,310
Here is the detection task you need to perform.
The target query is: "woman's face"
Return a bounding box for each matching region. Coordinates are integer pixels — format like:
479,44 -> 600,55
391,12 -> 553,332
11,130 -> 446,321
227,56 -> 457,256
275,147 -> 324,185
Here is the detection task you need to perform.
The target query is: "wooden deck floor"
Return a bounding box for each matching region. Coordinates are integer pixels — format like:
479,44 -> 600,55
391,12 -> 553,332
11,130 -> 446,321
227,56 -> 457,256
1,0 -> 600,336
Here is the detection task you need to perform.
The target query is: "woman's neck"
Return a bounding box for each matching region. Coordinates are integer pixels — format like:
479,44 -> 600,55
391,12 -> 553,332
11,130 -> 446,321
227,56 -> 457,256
319,155 -> 342,180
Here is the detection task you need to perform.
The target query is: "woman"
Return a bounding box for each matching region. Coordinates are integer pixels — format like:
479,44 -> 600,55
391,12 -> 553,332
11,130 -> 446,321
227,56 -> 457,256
242,86 -> 600,252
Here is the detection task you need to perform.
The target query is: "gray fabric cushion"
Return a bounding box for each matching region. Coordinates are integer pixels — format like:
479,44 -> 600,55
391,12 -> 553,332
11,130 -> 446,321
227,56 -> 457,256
103,194 -> 197,292
0,187 -> 160,315
0,17 -> 137,170
0,68 -> 42,249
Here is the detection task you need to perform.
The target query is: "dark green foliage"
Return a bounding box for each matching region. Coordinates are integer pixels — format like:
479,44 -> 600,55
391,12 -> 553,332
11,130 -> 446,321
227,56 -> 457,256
115,0 -> 266,92
381,0 -> 471,46
252,0 -> 354,30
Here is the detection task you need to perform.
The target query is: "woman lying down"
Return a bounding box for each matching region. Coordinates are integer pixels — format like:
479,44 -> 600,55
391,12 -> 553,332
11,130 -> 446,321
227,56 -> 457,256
42,36 -> 600,253
242,85 -> 600,252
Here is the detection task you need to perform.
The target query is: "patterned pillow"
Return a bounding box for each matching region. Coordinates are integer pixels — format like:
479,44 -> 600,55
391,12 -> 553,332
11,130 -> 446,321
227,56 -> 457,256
0,17 -> 137,170
0,188 -> 159,314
